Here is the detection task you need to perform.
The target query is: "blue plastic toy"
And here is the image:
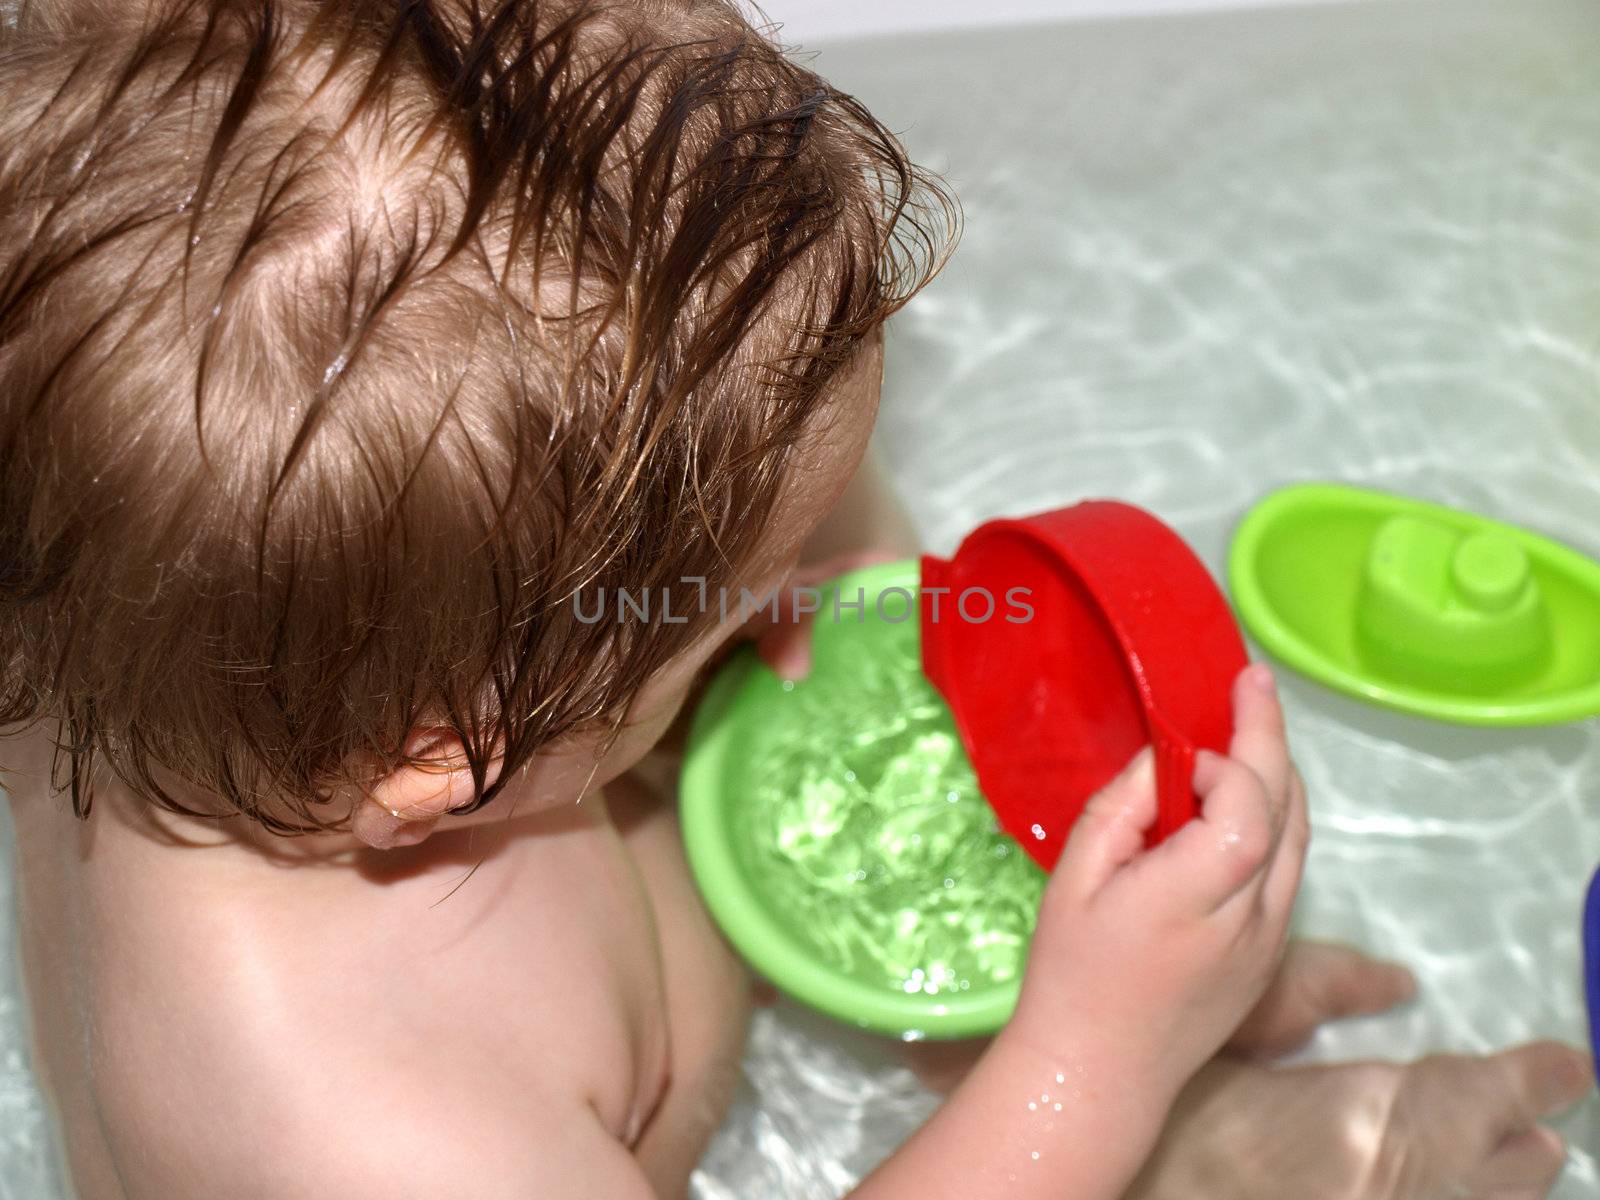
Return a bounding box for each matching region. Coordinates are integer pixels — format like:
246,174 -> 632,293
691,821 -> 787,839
1584,865 -> 1600,1081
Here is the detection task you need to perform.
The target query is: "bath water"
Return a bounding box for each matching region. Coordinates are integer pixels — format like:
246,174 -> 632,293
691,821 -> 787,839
739,613 -> 1045,997
694,6 -> 1600,1198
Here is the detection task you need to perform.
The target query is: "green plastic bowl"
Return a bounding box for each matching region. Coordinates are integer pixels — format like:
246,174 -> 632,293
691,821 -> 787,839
679,560 -> 1039,1039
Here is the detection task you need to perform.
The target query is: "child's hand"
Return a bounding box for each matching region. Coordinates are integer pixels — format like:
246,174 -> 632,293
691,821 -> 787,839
749,548 -> 907,680
1009,663 -> 1309,1104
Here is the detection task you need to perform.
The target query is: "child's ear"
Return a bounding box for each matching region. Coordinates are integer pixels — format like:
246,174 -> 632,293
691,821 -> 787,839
350,734 -> 500,850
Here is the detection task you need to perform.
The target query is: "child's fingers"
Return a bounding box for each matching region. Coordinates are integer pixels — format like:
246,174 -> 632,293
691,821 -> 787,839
753,550 -> 907,682
1471,1125 -> 1567,1197
1226,664 -> 1292,813
1141,748 -> 1276,908
753,570 -> 824,680
1261,764 -> 1311,918
1053,746 -> 1159,901
1483,1041 -> 1595,1135
1070,667 -> 1293,912
755,615 -> 815,681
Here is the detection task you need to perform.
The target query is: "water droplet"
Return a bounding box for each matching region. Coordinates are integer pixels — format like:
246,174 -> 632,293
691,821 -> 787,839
1030,823 -> 1046,840
321,352 -> 348,386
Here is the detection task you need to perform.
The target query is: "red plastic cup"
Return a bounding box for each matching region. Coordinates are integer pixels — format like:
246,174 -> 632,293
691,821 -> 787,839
920,501 -> 1249,871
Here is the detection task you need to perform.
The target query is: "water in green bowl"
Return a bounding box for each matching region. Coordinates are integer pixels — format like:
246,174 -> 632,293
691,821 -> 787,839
735,604 -> 1047,999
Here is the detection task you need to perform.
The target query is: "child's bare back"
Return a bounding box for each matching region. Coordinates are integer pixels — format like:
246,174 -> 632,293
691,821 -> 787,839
0,2 -> 1590,1199
7,731 -> 750,1198
4,742 -> 707,1196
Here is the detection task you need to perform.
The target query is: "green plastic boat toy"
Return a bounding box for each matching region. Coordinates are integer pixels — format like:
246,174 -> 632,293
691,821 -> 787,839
1229,483 -> 1600,726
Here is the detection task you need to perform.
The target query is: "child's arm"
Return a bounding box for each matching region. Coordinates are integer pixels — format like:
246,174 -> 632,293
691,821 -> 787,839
850,666 -> 1308,1199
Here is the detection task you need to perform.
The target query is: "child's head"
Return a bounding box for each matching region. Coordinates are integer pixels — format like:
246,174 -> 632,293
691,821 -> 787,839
0,0 -> 952,839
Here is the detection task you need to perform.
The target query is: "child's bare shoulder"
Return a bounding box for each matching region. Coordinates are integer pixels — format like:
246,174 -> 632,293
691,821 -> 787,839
9,761 -> 668,1198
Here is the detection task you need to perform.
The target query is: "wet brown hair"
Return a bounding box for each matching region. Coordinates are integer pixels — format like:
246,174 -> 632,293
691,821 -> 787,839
0,0 -> 954,831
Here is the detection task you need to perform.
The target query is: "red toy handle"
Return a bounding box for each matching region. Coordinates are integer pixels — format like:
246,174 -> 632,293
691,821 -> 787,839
918,554 -> 954,696
1147,708 -> 1201,845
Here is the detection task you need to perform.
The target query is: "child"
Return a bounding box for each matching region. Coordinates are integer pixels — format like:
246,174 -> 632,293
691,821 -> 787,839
0,2 -> 1587,1197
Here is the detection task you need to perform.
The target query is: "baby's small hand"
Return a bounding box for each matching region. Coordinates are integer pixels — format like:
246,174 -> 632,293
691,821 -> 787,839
750,549 -> 907,680
1009,664 -> 1309,1104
